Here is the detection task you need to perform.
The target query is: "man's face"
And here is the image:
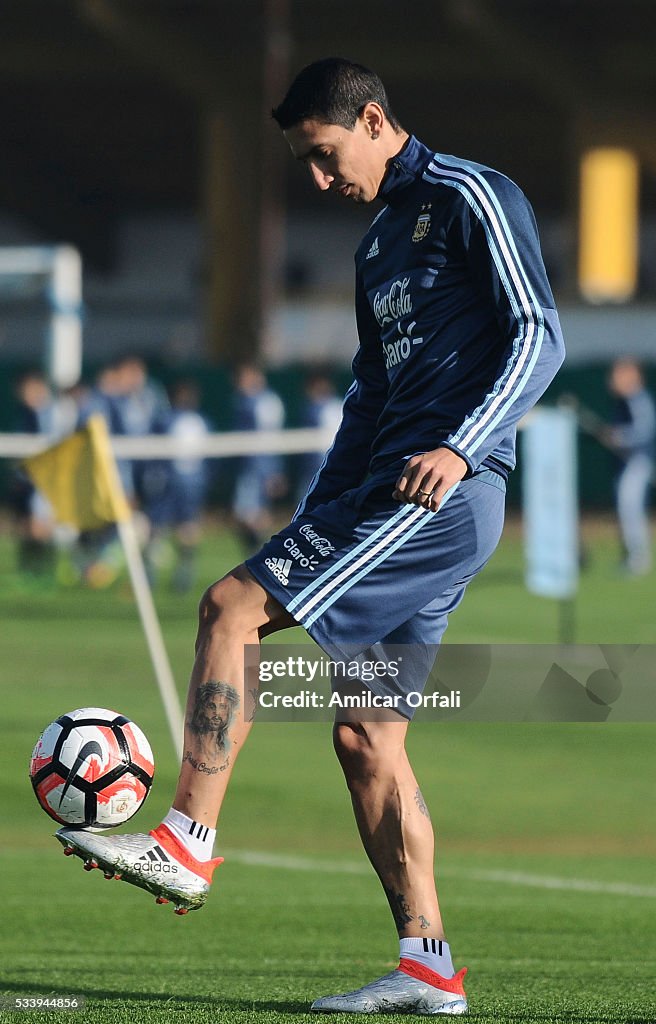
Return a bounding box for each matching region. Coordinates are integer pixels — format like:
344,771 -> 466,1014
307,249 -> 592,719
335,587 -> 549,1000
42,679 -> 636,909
284,115 -> 385,203
203,695 -> 230,729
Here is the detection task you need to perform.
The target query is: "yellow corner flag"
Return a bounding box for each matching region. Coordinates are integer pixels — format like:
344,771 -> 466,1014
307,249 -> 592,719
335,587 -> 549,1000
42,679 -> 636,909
23,414 -> 131,530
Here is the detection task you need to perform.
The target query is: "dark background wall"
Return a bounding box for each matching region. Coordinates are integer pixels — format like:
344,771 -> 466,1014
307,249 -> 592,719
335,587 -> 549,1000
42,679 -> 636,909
1,1 -> 655,508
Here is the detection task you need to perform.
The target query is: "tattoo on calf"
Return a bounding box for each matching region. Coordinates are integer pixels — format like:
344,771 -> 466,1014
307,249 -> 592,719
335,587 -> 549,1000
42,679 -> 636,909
418,914 -> 431,929
184,750 -> 231,775
184,750 -> 217,775
187,680 -> 240,759
384,886 -> 414,931
414,787 -> 431,819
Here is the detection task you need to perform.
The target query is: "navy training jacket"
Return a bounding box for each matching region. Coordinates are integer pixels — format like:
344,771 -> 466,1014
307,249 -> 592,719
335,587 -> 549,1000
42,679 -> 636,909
297,135 -> 566,514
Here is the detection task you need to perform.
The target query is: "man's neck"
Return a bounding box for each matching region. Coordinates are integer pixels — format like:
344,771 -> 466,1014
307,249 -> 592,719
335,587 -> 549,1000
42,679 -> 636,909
387,130 -> 410,162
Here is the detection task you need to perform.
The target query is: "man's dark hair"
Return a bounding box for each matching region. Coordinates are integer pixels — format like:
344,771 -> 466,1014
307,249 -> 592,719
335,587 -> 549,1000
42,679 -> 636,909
272,57 -> 402,132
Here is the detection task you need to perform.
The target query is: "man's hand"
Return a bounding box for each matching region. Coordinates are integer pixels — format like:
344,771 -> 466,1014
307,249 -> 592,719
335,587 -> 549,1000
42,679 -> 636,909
393,446 -> 468,511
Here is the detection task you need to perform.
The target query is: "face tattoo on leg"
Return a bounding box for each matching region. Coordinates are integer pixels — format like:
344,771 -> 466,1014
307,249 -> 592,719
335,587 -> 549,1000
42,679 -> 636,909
186,680 -> 240,767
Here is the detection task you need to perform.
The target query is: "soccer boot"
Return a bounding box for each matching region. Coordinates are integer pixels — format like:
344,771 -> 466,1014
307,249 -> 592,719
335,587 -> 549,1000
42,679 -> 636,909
55,823 -> 223,914
310,962 -> 468,1015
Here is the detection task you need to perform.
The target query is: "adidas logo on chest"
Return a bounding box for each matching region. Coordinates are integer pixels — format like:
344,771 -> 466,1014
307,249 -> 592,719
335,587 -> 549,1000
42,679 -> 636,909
366,237 -> 379,260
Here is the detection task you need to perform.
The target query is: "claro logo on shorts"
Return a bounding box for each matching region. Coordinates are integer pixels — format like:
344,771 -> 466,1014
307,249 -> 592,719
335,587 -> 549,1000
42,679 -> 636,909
298,524 -> 335,557
284,537 -> 320,570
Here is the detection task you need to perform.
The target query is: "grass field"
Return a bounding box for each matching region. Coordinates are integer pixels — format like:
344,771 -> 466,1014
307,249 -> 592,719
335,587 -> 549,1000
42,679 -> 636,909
1,517 -> 655,1024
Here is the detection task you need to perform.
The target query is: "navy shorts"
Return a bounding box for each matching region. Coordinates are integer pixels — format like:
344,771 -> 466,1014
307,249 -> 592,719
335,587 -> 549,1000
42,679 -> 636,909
246,463 -> 506,717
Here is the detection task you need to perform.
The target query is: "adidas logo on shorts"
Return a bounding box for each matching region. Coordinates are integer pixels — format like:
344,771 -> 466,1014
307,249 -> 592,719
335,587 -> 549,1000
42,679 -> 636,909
264,557 -> 292,586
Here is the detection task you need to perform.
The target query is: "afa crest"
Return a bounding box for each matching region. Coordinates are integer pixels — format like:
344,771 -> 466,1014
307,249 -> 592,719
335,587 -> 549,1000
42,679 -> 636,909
412,203 -> 432,242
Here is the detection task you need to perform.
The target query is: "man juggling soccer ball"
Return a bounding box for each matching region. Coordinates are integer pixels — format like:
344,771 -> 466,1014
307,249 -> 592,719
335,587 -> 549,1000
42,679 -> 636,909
56,59 -> 564,1015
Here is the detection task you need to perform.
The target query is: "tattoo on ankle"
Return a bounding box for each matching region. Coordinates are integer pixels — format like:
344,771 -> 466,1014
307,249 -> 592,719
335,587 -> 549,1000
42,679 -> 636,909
414,787 -> 431,819
188,680 -> 240,758
384,886 -> 414,931
418,914 -> 431,929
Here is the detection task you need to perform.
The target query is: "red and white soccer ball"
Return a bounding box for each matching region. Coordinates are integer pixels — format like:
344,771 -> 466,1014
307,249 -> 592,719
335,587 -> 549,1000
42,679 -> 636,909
30,708 -> 155,829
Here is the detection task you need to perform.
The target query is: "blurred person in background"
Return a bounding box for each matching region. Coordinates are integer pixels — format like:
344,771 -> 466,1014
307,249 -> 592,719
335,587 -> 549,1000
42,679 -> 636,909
78,361 -> 127,485
14,369 -> 77,438
115,354 -> 170,508
80,355 -> 170,500
75,361 -> 132,587
115,355 -> 169,435
76,355 -> 169,587
10,370 -> 77,580
296,369 -> 344,500
605,358 -> 655,575
230,363 -> 287,554
143,379 -> 211,593
10,371 -> 57,578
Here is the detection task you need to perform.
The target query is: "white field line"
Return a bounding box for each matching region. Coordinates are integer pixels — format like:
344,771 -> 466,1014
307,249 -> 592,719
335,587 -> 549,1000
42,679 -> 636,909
223,848 -> 656,899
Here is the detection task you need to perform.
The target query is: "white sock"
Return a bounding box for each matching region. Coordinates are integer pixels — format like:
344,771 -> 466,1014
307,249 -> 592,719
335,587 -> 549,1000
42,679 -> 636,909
399,937 -> 455,979
161,807 -> 216,861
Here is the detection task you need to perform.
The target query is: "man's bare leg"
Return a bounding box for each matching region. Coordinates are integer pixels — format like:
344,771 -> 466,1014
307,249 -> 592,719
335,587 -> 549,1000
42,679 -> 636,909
332,711 -> 444,939
308,706 -> 468,1012
171,564 -> 294,827
55,565 -> 294,905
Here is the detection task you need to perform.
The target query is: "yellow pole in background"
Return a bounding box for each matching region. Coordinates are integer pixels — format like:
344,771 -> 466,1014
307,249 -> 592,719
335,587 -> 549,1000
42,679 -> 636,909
578,147 -> 639,303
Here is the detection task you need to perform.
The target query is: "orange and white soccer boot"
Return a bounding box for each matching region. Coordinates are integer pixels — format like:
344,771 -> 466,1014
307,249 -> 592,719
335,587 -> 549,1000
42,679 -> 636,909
55,823 -> 223,914
310,962 -> 468,1015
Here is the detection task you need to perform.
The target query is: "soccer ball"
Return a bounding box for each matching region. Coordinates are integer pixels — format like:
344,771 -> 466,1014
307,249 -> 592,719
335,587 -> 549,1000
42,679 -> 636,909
30,708 -> 155,829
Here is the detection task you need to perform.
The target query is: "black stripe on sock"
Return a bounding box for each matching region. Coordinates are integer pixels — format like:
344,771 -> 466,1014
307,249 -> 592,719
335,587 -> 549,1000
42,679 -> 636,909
188,821 -> 196,835
202,827 -> 209,842
431,939 -> 436,954
423,938 -> 429,953
438,940 -> 443,957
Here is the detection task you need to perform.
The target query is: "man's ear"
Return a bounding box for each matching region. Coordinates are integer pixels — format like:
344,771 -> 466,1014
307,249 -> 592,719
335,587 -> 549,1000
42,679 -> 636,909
361,102 -> 385,140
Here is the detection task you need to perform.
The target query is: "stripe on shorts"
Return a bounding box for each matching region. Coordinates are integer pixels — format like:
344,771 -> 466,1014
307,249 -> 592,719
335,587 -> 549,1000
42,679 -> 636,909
301,504 -> 434,628
286,502 -> 415,615
291,480 -> 461,628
